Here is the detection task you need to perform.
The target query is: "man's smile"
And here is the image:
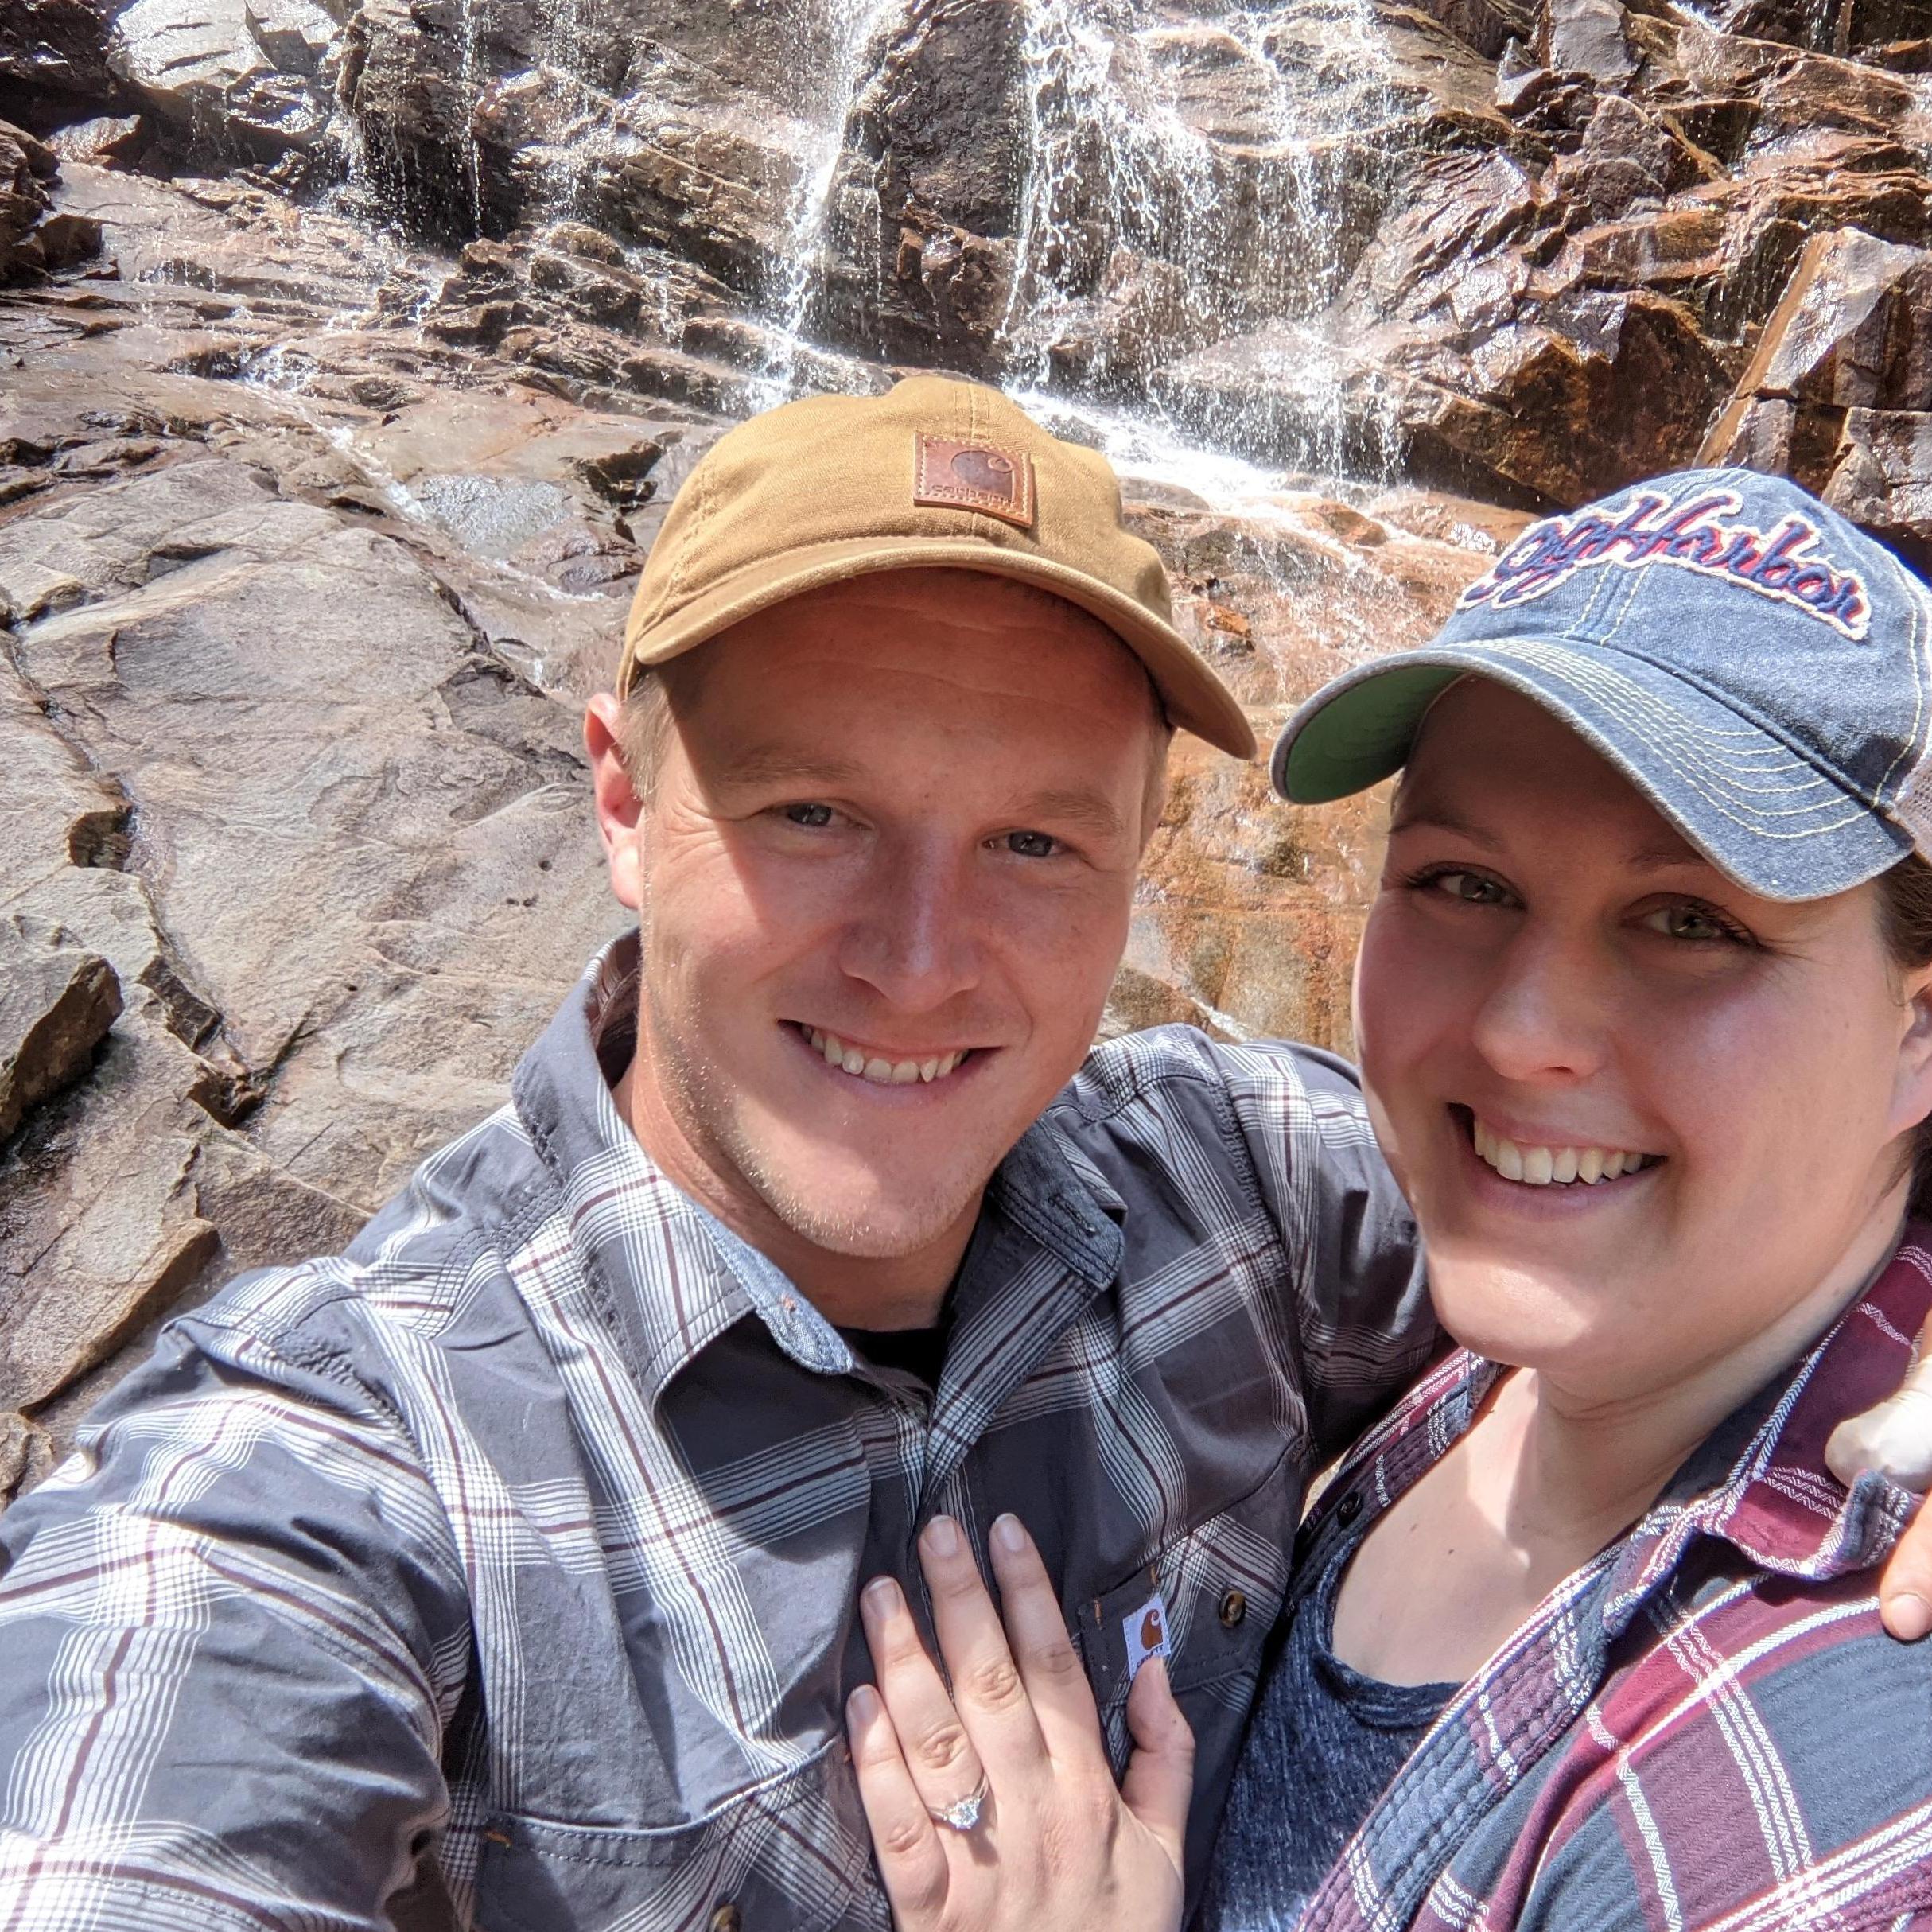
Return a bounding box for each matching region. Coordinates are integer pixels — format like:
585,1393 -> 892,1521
788,1021 -> 983,1087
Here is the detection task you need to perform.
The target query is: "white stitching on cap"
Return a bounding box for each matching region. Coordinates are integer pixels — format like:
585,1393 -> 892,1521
1883,569 -> 1932,853
1481,640 -> 1869,841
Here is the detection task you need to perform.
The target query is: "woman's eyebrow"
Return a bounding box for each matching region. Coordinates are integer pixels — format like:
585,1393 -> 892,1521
1625,846 -> 1711,872
1391,812 -> 1710,875
1386,805 -> 1502,848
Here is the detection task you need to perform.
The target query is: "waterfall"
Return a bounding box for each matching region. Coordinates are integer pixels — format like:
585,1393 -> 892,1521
751,0 -> 914,409
331,0 -> 1408,494
997,0 -> 1401,481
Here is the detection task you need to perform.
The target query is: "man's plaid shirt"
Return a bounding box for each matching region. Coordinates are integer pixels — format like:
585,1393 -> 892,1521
1235,1230 -> 1932,1932
0,935 -> 1433,1931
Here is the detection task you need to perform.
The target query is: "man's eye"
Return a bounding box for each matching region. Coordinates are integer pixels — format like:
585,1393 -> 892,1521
1001,830 -> 1062,859
783,803 -> 836,829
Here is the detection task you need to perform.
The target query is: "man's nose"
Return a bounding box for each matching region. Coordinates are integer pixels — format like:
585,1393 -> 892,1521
836,842 -> 984,1012
1469,926 -> 1612,1085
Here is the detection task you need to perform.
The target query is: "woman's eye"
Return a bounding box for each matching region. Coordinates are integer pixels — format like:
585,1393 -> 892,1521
1001,830 -> 1062,859
1643,902 -> 1744,945
782,803 -> 836,829
1429,869 -> 1507,905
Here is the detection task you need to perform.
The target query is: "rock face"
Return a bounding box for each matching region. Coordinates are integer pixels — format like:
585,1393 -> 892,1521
0,919 -> 121,1145
322,0 -> 1932,525
3,0 -> 1932,1481
0,119 -> 101,281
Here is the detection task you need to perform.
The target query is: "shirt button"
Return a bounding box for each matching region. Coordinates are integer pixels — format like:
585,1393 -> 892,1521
1218,1588 -> 1247,1628
709,1907 -> 743,1932
1336,1491 -> 1363,1526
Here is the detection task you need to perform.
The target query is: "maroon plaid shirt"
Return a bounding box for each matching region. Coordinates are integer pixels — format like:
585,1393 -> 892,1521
1236,1231 -> 1932,1932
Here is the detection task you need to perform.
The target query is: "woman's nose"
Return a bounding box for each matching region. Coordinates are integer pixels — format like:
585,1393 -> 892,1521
1468,928 -> 1612,1084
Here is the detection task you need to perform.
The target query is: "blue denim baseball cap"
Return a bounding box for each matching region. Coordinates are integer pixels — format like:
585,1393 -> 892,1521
1271,467 -> 1932,901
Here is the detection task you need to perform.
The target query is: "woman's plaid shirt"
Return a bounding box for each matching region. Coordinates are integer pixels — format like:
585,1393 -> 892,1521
1263,1234 -> 1932,1932
0,935 -> 1434,1931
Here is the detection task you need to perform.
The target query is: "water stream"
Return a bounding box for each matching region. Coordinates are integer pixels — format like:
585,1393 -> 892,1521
322,0 -> 1409,503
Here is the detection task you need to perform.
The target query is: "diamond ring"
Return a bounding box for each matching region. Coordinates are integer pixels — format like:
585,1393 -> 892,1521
928,1775 -> 990,1833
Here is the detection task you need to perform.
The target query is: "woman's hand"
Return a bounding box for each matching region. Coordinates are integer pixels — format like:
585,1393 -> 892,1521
847,1511 -> 1194,1932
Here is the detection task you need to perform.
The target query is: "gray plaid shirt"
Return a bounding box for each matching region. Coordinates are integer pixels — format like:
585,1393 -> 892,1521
0,935 -> 1434,1931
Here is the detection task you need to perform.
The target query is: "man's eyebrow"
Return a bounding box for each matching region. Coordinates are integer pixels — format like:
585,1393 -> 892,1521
1009,787 -> 1128,839
717,747 -> 869,791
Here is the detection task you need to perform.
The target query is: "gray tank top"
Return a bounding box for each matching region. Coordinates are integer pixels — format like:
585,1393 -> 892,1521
1198,1526 -> 1456,1928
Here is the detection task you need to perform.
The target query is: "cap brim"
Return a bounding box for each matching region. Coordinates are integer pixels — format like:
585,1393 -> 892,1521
621,535 -> 1257,760
1270,639 -> 1910,902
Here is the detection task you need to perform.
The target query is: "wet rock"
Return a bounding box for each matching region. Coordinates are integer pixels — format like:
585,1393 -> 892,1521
1544,0 -> 1635,79
1702,226 -> 1932,462
0,0 -> 119,117
48,113 -> 148,166
818,0 -> 1028,373
0,122 -> 95,285
111,0 -> 335,158
0,920 -> 122,1146
1699,225 -> 1932,561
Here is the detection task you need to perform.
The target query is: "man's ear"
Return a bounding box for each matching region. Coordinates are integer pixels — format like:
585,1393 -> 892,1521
585,692 -> 645,912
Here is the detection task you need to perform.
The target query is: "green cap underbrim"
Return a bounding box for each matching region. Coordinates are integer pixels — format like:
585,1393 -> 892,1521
1273,663 -> 1465,802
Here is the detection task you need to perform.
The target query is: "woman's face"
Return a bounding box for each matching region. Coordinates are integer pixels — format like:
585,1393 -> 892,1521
1355,679 -> 1932,1400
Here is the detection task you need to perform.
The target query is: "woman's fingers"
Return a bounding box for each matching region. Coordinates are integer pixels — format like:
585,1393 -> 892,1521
1120,1657 -> 1195,1872
861,1572 -> 993,1825
919,1516 -> 1051,1766
847,1683 -> 952,1926
984,1514 -> 1107,1763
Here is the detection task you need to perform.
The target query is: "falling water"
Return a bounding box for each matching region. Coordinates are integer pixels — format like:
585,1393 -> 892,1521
750,0 -> 914,409
321,0 -> 1412,496
997,0 -> 1403,480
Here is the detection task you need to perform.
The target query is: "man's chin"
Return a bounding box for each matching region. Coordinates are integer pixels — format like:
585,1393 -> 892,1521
746,1164 -> 987,1263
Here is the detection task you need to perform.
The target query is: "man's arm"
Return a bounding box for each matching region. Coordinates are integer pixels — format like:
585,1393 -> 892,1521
1215,1038 -> 1438,1460
0,1289 -> 471,1930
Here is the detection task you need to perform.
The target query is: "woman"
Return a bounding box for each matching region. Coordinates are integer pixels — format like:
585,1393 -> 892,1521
845,467 -> 1932,1930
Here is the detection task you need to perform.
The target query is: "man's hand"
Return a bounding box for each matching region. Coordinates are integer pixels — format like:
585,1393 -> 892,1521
1827,1312 -> 1932,1639
848,1513 -> 1193,1932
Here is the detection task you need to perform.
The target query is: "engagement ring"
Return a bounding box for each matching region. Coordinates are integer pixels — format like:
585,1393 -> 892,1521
928,1776 -> 989,1833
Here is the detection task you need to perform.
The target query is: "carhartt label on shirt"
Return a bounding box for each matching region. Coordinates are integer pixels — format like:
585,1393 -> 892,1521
1123,1593 -> 1170,1679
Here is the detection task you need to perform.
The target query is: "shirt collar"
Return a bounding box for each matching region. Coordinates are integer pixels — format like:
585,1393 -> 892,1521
1320,1230 -> 1932,1629
1604,1234 -> 1932,1617
511,934 -> 1124,1403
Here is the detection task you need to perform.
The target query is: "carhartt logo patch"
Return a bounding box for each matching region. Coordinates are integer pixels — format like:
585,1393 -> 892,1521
1459,488 -> 1871,640
914,433 -> 1036,529
1122,1593 -> 1169,1681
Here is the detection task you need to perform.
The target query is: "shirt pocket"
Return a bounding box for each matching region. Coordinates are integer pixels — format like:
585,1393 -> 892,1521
472,1740 -> 887,1932
1075,1446 -> 1300,1737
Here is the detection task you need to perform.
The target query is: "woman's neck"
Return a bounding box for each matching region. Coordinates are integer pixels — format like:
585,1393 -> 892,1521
1513,1203 -> 1909,1569
1333,1202 -> 1907,1688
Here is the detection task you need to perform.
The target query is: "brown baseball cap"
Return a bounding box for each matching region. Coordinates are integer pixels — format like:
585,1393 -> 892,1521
617,373 -> 1257,759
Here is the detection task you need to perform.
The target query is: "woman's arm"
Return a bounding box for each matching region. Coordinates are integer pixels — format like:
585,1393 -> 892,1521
848,1512 -> 1195,1932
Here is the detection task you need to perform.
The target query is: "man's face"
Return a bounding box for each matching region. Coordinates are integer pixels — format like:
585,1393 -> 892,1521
592,569 -> 1166,1280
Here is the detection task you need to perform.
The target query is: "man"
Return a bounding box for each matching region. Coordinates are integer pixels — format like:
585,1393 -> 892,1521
0,375 -> 1923,1932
